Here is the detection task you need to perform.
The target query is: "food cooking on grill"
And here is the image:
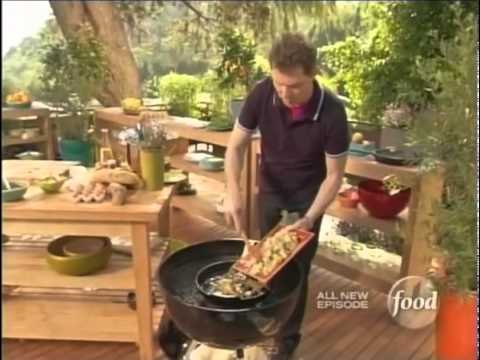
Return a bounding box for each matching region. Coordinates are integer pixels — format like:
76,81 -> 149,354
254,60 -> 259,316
202,269 -> 266,299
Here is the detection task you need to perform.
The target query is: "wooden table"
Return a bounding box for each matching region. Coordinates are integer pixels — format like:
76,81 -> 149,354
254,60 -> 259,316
2,107 -> 55,160
2,186 -> 174,360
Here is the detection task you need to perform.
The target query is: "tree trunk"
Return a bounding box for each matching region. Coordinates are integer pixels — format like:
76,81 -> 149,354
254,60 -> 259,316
49,1 -> 141,106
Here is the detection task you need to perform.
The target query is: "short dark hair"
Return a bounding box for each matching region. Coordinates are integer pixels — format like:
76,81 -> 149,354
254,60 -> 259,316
268,33 -> 317,75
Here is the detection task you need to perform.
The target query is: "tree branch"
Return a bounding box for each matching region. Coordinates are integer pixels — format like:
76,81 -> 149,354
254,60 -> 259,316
180,1 -> 217,22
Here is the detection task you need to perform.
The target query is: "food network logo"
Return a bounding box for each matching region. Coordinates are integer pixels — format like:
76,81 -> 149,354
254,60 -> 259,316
387,275 -> 438,329
316,289 -> 369,309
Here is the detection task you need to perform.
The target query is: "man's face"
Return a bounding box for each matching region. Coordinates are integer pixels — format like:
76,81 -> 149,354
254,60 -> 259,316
271,66 -> 314,108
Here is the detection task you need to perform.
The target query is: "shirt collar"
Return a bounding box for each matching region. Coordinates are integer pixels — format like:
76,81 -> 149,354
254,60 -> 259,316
272,79 -> 325,122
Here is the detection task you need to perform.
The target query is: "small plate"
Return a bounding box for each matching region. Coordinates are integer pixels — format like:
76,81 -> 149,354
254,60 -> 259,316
183,152 -> 214,163
15,151 -> 44,160
164,170 -> 187,184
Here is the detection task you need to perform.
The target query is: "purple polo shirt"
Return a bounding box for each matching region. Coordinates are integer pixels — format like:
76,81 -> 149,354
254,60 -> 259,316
236,77 -> 350,197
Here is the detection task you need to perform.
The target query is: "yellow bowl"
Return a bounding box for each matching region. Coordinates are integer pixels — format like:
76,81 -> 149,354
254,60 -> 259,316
38,177 -> 66,194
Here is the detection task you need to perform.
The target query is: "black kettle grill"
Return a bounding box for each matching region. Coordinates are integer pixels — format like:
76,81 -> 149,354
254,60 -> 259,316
157,239 -> 304,352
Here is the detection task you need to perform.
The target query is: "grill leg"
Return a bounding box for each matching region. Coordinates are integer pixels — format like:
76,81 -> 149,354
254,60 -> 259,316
235,348 -> 245,359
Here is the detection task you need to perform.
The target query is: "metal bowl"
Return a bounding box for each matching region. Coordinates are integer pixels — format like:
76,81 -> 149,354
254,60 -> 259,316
195,260 -> 268,305
373,147 -> 420,166
46,236 -> 112,276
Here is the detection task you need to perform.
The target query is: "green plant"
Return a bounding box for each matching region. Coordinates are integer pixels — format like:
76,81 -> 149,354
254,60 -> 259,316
335,221 -> 403,255
408,12 -> 476,293
40,25 -> 109,141
157,72 -> 200,116
193,93 -> 214,122
214,29 -> 266,97
320,2 -> 472,125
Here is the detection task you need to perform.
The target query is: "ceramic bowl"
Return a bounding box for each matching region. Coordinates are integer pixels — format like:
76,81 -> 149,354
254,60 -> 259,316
2,182 -> 28,202
46,236 -> 112,276
15,151 -> 44,160
38,176 -> 67,194
199,157 -> 224,171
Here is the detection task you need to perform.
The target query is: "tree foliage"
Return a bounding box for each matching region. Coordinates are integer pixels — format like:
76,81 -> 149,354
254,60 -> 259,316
408,11 -> 477,292
320,1 -> 476,125
39,24 -> 110,108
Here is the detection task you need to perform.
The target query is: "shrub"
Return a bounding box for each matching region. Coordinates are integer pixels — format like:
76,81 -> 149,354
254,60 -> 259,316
158,72 -> 200,116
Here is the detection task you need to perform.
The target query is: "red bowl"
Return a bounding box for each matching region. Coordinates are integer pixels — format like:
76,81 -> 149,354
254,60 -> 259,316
358,180 -> 411,219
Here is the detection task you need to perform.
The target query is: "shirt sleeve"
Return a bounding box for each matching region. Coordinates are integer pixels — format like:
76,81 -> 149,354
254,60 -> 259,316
235,80 -> 264,134
324,103 -> 350,158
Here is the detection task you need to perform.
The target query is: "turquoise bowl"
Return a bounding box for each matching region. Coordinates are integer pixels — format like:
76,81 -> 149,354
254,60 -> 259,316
2,182 -> 28,202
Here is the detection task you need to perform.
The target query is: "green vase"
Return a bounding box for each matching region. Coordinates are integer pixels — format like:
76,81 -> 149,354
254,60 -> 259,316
140,147 -> 164,191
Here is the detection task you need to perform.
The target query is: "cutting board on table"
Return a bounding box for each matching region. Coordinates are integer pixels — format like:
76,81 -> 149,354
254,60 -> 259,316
2,160 -> 81,182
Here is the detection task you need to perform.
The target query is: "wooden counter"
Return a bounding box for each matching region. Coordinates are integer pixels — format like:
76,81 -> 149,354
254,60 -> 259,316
94,107 -> 190,172
2,186 -> 174,360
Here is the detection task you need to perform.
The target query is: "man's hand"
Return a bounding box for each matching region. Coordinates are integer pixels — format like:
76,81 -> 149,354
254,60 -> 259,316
223,190 -> 244,235
286,215 -> 314,231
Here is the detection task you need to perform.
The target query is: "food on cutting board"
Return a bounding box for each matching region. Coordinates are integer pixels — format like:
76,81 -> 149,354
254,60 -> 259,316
234,228 -> 314,282
249,231 -> 299,277
70,162 -> 142,205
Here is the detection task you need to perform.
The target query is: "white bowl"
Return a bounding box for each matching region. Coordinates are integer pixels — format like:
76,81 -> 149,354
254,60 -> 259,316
183,152 -> 214,163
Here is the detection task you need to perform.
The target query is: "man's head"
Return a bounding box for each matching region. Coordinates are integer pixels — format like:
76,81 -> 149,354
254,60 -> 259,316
269,33 -> 317,108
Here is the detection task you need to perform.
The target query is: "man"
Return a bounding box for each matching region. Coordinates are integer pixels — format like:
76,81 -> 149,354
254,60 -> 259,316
224,33 -> 350,359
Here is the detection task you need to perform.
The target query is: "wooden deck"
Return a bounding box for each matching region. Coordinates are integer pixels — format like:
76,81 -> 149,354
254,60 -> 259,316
2,208 -> 435,360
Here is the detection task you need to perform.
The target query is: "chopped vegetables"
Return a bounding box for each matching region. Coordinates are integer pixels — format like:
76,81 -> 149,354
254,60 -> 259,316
203,270 -> 266,299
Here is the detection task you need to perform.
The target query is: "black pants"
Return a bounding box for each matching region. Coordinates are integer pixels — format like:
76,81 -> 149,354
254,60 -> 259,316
259,190 -> 322,352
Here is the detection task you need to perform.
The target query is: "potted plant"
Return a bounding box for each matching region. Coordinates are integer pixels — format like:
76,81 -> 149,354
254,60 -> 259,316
157,73 -> 200,117
379,103 -> 414,149
408,15 -> 476,360
214,29 -> 265,124
52,95 -> 97,166
39,25 -> 109,166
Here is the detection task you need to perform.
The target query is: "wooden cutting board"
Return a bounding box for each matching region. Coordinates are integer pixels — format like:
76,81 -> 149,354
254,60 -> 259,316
234,224 -> 315,285
2,160 -> 81,182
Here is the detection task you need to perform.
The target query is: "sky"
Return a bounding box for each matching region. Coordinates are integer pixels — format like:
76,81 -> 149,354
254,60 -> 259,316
2,0 -> 52,57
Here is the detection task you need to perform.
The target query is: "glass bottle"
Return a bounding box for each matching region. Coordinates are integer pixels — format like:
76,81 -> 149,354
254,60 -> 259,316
100,128 -> 114,163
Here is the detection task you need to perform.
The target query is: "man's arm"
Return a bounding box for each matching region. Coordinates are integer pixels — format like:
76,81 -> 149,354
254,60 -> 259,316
292,155 -> 347,230
224,127 -> 252,234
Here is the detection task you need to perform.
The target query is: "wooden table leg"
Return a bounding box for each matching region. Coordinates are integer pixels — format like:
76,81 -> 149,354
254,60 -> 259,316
43,116 -> 55,160
131,223 -> 155,360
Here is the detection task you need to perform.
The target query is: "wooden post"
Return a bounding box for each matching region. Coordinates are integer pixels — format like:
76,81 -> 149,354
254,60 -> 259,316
131,223 -> 155,360
400,168 -> 445,277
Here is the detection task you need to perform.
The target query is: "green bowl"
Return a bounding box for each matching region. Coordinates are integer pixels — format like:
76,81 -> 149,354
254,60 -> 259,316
6,101 -> 32,109
38,177 -> 67,194
122,108 -> 141,115
2,182 -> 28,202
199,157 -> 224,171
46,236 -> 112,276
